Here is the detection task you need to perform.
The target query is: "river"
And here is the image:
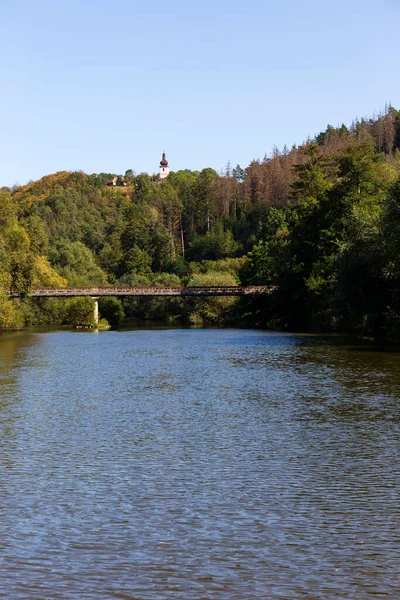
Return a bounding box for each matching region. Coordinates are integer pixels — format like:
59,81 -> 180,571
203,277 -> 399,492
0,328 -> 399,599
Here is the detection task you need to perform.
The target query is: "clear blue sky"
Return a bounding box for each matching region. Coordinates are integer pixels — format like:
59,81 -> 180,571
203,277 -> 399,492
1,0 -> 398,186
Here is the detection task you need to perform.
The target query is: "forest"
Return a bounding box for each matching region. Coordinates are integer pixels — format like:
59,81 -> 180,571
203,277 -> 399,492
2,105 -> 400,340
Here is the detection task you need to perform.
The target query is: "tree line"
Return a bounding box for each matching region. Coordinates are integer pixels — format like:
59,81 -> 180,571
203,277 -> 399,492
1,105 -> 400,338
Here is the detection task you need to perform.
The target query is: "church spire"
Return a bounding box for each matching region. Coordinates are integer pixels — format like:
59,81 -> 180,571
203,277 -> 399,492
159,152 -> 170,180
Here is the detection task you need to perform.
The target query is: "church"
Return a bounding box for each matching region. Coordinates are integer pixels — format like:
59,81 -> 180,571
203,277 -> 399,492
159,152 -> 170,180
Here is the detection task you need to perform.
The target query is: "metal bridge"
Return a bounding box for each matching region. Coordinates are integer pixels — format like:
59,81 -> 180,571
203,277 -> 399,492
9,286 -> 274,324
9,286 -> 273,298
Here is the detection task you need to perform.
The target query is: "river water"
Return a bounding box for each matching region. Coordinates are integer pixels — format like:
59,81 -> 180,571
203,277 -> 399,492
0,328 -> 399,599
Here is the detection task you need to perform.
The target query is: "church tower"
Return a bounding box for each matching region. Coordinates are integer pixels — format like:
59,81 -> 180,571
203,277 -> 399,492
159,152 -> 169,180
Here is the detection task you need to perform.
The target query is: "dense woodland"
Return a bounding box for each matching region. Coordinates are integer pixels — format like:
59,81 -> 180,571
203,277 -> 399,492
2,106 -> 400,339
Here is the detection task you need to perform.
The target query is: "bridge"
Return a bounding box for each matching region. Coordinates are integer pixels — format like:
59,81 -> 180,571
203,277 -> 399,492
9,286 -> 274,324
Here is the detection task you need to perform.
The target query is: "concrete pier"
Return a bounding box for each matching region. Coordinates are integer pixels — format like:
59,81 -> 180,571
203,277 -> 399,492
92,297 -> 99,325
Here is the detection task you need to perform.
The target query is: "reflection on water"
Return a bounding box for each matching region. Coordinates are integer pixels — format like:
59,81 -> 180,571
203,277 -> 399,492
0,328 -> 400,599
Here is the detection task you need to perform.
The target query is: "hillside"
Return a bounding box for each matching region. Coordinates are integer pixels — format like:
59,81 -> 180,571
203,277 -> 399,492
1,106 -> 400,337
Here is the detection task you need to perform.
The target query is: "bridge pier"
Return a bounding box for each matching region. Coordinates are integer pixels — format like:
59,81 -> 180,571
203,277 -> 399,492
92,297 -> 99,325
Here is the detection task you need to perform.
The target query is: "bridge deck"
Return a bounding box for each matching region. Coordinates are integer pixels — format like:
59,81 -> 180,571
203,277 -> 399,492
9,286 -> 274,298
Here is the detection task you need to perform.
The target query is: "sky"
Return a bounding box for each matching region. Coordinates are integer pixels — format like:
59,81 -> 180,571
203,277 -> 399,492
1,0 -> 399,186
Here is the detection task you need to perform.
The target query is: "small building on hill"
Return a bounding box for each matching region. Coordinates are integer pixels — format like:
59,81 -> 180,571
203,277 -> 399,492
105,176 -> 127,187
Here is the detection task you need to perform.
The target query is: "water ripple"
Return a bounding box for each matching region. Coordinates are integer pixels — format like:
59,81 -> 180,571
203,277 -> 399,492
0,329 -> 399,598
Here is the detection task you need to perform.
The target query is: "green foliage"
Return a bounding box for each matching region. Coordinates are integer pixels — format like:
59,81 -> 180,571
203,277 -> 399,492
0,297 -> 19,329
18,298 -> 67,326
124,169 -> 135,183
189,256 -> 246,278
23,215 -> 49,254
164,255 -> 189,277
240,227 -> 290,286
64,297 -> 96,327
122,245 -> 153,277
188,223 -> 239,261
2,107 -> 400,337
99,298 -> 125,327
186,271 -> 239,324
239,127 -> 400,336
48,239 -> 108,285
291,143 -> 333,210
122,273 -> 183,321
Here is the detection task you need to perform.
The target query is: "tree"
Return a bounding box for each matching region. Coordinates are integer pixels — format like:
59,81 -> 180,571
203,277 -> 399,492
64,297 -> 96,327
48,239 -> 108,285
122,245 -> 152,276
187,223 -> 239,261
193,168 -> 218,233
99,297 -> 125,327
124,169 -> 135,183
186,271 -> 239,324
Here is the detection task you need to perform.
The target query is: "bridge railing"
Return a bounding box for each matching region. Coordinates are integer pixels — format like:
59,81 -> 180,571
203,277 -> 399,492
9,285 -> 276,298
